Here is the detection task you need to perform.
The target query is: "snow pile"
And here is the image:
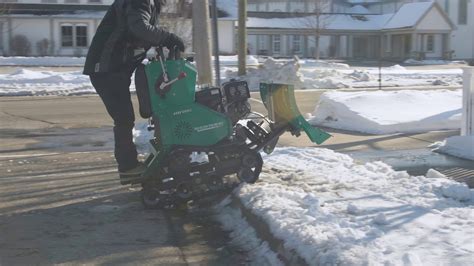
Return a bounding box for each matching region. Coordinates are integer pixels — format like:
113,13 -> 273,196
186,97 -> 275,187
224,58 -> 304,90
298,59 -> 350,69
431,136 -> 474,161
0,68 -> 97,96
310,89 -> 462,134
224,58 -> 351,90
0,56 -> 85,66
224,147 -> 474,265
0,57 -> 463,96
217,55 -> 259,66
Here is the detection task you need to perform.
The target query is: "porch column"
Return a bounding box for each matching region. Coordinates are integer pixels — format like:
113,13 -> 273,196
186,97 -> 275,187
7,17 -> 12,56
49,18 -> 55,56
304,35 -> 309,58
347,35 -> 353,58
442,33 -> 451,59
411,33 -> 418,53
335,35 -> 341,58
386,34 -> 392,57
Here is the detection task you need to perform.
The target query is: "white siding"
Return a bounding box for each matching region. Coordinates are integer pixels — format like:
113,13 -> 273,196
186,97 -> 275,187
10,18 -> 51,56
417,7 -> 452,31
217,20 -> 235,54
447,0 -> 474,59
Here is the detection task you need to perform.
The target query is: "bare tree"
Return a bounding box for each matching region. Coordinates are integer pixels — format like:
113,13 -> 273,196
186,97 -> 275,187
302,0 -> 332,59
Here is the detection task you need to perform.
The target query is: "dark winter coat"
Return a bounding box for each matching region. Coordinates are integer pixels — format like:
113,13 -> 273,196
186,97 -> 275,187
83,0 -> 170,75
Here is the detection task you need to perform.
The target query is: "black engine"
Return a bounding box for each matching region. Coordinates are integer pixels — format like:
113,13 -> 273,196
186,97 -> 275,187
195,80 -> 251,124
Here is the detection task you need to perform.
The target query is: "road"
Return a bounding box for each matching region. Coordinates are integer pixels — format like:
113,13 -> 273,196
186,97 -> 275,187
1,91 -> 472,264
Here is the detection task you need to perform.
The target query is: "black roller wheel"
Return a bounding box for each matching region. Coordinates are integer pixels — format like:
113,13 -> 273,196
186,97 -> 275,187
141,188 -> 163,209
237,150 -> 263,184
176,183 -> 192,199
209,176 -> 224,191
238,168 -> 258,184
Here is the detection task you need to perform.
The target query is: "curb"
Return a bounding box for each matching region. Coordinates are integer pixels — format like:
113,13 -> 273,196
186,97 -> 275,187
230,194 -> 308,266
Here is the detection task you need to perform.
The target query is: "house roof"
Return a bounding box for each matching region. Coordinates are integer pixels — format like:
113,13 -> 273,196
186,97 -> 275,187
383,2 -> 433,29
247,1 -> 453,32
348,5 -> 373,14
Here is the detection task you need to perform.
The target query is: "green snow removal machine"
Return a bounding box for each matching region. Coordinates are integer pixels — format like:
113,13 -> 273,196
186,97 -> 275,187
131,48 -> 331,209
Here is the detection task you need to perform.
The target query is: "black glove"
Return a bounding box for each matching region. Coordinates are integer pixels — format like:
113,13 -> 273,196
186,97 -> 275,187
163,33 -> 185,52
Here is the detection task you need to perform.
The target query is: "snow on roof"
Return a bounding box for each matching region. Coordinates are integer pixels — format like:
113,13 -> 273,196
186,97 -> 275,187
348,5 -> 372,14
384,2 -> 434,29
346,0 -> 383,3
216,0 -> 238,20
248,2 -> 439,32
248,14 -> 392,31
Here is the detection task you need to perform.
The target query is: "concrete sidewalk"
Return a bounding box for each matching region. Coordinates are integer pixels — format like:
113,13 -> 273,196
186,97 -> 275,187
1,92 -> 472,264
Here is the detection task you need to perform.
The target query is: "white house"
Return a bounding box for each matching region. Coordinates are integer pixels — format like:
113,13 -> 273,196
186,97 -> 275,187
0,0 -> 237,56
246,0 -> 472,61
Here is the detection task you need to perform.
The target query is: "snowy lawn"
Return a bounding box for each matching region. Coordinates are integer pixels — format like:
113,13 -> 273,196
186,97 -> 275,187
0,68 -> 96,96
0,57 -> 463,96
431,136 -> 474,161
0,56 -> 86,67
224,58 -> 462,91
309,89 -> 462,134
218,147 -> 474,265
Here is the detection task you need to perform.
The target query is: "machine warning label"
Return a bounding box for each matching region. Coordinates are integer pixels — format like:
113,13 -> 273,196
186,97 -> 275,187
194,122 -> 224,133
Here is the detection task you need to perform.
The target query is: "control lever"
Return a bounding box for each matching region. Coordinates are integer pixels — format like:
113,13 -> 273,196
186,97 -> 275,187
159,72 -> 187,90
155,72 -> 187,98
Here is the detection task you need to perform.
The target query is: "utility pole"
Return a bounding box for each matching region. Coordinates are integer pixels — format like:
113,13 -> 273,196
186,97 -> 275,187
211,0 -> 221,86
238,0 -> 247,76
193,0 -> 213,85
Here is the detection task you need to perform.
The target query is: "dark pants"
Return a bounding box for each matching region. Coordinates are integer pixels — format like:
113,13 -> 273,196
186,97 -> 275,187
90,71 -> 138,172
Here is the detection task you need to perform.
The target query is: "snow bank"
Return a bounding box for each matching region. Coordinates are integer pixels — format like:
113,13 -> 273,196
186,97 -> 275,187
0,68 -> 97,96
0,58 -> 463,97
310,89 -> 462,134
227,147 -> 474,265
224,58 -> 351,90
431,136 -> 474,161
0,56 -> 85,66
299,59 -> 350,69
217,55 -> 259,66
404,59 -> 466,65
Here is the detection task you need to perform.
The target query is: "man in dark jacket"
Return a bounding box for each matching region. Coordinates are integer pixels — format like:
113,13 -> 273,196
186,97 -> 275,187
84,0 -> 184,180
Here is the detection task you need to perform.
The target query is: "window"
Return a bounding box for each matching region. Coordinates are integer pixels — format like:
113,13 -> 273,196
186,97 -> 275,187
458,0 -> 468,25
272,35 -> 281,54
61,24 -> 88,48
292,35 -> 301,53
427,35 -> 434,52
61,25 -> 74,47
76,25 -> 88,47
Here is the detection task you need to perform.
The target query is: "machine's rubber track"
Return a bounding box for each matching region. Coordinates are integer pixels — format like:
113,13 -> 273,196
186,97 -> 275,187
140,146 -> 263,209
